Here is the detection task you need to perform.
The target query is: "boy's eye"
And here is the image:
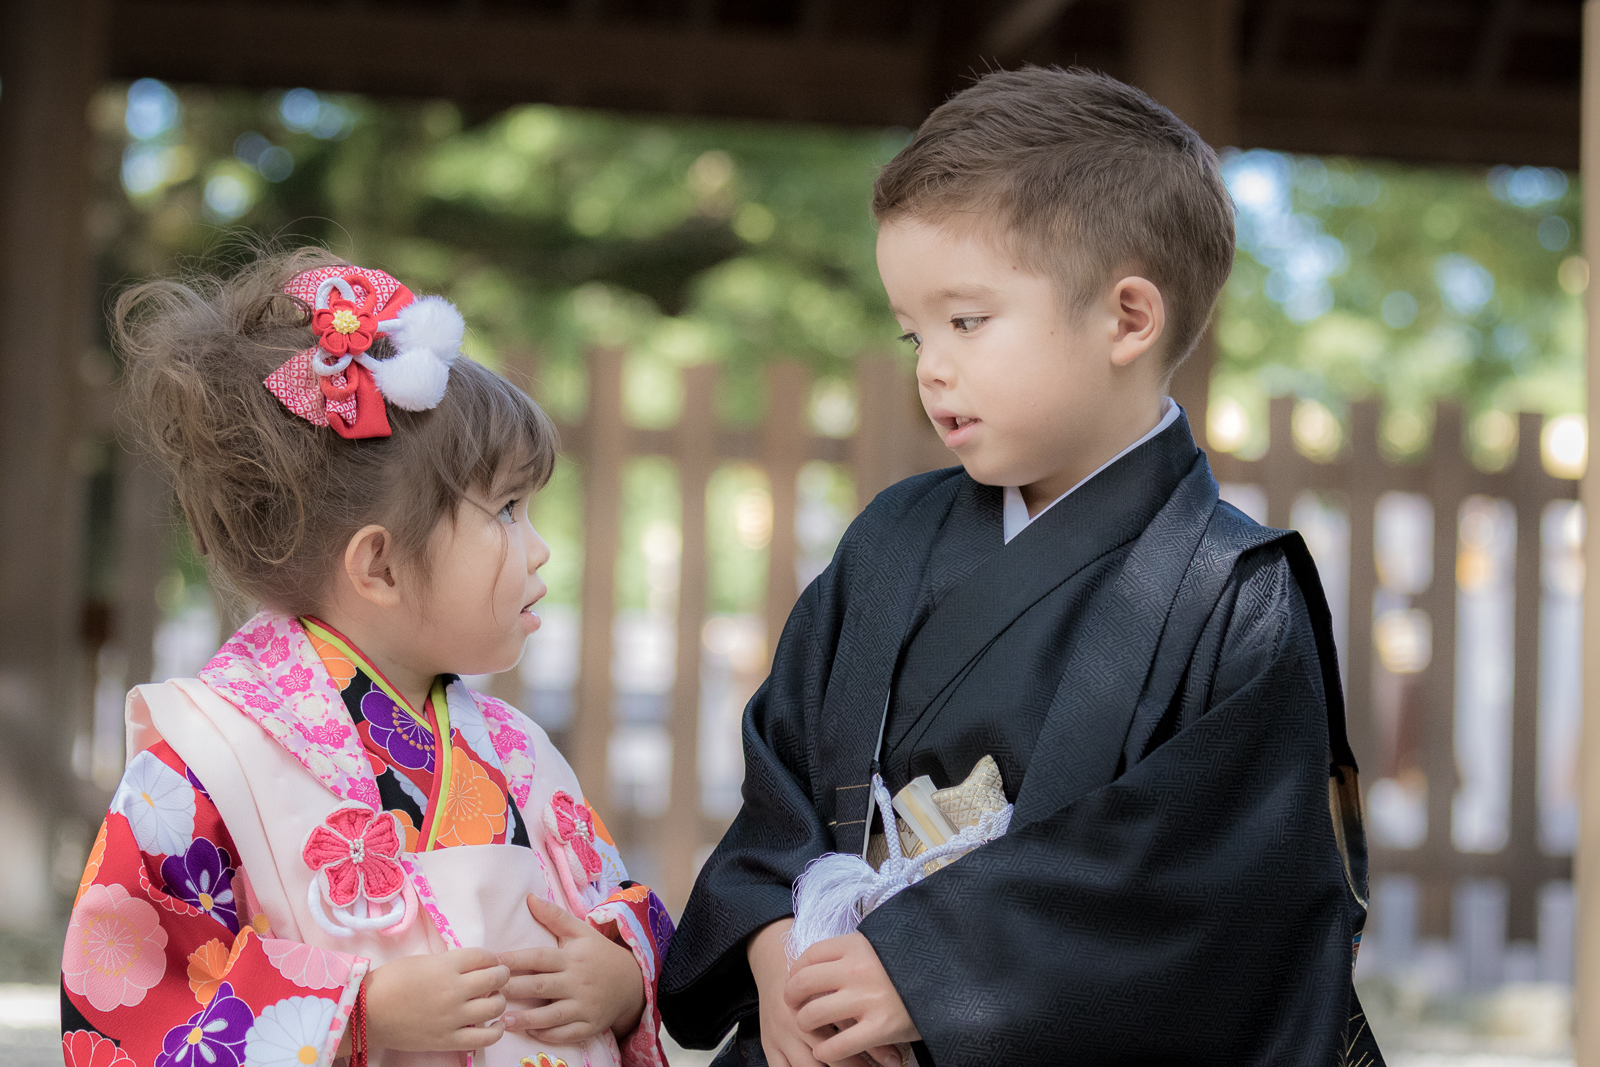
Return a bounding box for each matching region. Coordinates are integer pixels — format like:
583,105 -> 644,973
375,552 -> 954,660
951,316 -> 988,333
897,331 -> 922,350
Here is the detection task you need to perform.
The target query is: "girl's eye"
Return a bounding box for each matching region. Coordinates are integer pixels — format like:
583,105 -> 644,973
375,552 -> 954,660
498,499 -> 522,523
897,331 -> 922,350
952,316 -> 988,333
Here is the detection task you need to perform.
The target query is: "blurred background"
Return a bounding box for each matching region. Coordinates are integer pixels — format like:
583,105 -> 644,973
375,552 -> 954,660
0,0 -> 1591,1064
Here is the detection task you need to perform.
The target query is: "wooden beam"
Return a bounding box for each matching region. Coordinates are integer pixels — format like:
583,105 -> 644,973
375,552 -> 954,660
108,0 -> 932,127
1574,5 -> 1600,1063
1239,75 -> 1579,169
982,0 -> 1080,59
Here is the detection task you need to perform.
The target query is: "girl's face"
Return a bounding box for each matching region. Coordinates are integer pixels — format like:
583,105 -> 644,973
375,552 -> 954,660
409,478 -> 551,680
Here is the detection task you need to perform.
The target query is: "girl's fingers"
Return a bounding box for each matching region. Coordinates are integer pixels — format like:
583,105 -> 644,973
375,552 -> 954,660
446,1021 -> 506,1051
460,964 -> 512,998
529,1020 -> 604,1045
498,947 -> 566,975
503,970 -> 570,1004
525,893 -> 594,941
516,997 -> 582,1033
460,993 -> 507,1027
449,947 -> 503,974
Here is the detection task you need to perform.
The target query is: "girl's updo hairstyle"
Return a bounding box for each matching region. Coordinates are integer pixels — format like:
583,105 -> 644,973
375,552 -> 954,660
115,247 -> 558,616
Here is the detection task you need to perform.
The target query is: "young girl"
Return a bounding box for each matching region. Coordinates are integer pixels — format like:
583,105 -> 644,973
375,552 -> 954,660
61,249 -> 672,1067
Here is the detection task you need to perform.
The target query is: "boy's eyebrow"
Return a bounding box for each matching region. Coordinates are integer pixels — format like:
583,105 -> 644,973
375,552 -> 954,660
934,284 -> 998,303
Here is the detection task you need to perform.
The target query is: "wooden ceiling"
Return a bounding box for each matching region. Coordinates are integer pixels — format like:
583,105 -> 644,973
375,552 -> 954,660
107,0 -> 1582,168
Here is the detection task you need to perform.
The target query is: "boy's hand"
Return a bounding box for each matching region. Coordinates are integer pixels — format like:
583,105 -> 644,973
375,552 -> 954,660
499,893 -> 647,1044
748,919 -> 836,1067
786,933 -> 918,1066
364,947 -> 510,1051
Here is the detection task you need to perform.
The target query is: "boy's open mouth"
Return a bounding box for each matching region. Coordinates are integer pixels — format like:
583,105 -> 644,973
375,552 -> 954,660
934,413 -> 981,446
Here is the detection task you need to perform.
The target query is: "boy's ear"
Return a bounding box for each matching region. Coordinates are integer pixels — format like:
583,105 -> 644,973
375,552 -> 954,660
1107,276 -> 1165,369
341,524 -> 403,609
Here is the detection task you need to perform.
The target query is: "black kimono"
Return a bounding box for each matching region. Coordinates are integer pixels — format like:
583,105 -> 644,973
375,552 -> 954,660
660,413 -> 1381,1066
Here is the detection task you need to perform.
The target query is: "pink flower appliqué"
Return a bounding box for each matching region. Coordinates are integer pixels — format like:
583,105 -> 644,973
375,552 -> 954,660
302,802 -> 407,908
280,664 -> 314,694
64,883 -> 168,1011
262,940 -> 355,990
546,791 -> 602,878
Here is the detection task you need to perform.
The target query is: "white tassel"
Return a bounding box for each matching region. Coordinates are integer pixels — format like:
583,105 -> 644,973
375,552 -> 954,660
369,295 -> 464,411
787,773 -> 1014,963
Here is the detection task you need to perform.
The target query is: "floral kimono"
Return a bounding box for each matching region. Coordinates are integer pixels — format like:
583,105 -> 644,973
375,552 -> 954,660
63,613 -> 673,1067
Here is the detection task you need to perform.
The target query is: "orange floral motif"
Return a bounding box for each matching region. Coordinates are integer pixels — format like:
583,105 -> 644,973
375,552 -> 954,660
75,821 -> 108,906
309,634 -> 357,691
589,806 -> 617,847
432,746 -> 508,848
519,1055 -> 568,1067
394,808 -> 421,853
613,884 -> 651,905
187,930 -> 253,1004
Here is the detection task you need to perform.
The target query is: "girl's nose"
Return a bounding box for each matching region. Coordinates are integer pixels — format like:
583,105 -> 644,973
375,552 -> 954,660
525,524 -> 551,572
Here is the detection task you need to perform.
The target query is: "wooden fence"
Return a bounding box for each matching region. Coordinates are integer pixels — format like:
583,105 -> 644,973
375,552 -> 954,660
103,350 -> 1584,946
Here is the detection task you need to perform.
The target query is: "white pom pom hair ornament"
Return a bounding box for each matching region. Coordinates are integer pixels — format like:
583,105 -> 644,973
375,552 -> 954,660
372,295 -> 464,411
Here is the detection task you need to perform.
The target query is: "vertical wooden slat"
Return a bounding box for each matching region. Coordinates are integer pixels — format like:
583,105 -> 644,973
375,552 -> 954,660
664,364 -> 717,912
1264,396 -> 1297,529
115,455 -> 168,692
1506,412 -> 1546,942
573,348 -> 625,814
1343,400 -> 1381,778
763,362 -> 809,657
1576,5 -> 1600,1058
852,355 -> 908,510
1419,404 -> 1465,938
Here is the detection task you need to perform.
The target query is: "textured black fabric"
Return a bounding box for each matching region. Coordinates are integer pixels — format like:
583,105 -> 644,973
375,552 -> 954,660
660,413 -> 1380,1066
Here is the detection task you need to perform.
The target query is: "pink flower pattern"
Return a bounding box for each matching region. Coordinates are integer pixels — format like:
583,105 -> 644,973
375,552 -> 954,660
280,664 -> 313,694
261,939 -> 356,989
64,883 -> 169,1011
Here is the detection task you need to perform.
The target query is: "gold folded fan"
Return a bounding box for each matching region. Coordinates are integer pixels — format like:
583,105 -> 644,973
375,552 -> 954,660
865,754 -> 1008,874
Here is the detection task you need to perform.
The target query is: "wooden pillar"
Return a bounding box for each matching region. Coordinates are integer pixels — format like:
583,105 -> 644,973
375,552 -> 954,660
574,349 -> 625,814
852,355 -> 910,510
1128,0 -> 1241,442
1576,4 -> 1600,1059
1263,396 -> 1298,530
0,0 -> 109,921
1506,413 -> 1548,943
1419,404 -> 1466,939
763,362 -> 808,656
1342,400 -> 1382,777
663,364 -> 716,913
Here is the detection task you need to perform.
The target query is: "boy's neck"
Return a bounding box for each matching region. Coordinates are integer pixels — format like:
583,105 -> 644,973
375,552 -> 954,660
1018,394 -> 1171,516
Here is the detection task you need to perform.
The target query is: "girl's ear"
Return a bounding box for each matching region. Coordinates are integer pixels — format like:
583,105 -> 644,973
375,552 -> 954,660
1107,276 -> 1165,369
341,524 -> 403,608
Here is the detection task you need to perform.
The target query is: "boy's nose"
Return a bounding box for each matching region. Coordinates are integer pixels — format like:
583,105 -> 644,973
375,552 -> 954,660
916,346 -> 953,390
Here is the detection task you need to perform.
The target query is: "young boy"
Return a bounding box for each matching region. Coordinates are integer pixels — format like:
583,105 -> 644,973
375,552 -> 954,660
660,67 -> 1378,1066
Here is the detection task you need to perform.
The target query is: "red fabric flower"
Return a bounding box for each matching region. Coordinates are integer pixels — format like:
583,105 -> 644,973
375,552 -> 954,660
63,1030 -> 135,1067
311,275 -> 378,357
302,803 -> 407,907
548,791 -> 602,878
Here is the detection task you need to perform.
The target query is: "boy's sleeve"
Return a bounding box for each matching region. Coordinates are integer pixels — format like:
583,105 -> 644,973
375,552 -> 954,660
659,561 -> 847,1049
858,550 -> 1370,1066
62,741 -> 368,1067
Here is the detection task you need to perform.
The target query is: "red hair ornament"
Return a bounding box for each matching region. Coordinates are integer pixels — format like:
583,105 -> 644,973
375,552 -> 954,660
264,266 -> 465,439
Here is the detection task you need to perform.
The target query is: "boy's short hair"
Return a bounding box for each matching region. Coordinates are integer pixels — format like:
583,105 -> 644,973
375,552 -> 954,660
873,66 -> 1235,371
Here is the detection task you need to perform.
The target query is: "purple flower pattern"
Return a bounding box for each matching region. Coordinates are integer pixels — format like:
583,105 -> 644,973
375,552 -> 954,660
155,982 -> 253,1067
647,891 -> 675,956
361,689 -> 434,772
160,836 -> 238,933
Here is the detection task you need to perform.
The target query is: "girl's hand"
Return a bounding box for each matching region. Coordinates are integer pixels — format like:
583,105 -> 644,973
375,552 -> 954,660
364,947 -> 510,1052
786,933 -> 917,1067
500,893 -> 647,1044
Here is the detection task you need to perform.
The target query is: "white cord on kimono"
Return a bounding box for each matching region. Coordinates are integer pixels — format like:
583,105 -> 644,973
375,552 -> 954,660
786,772 -> 1012,962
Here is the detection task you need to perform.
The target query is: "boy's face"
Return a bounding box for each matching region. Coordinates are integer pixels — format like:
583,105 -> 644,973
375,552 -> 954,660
876,216 -> 1166,505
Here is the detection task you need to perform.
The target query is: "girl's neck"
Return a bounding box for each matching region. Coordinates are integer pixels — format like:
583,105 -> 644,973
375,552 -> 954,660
304,611 -> 437,717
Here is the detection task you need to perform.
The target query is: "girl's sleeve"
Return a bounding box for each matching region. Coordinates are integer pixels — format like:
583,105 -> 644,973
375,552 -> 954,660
61,740 -> 368,1067
586,874 -> 673,1067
